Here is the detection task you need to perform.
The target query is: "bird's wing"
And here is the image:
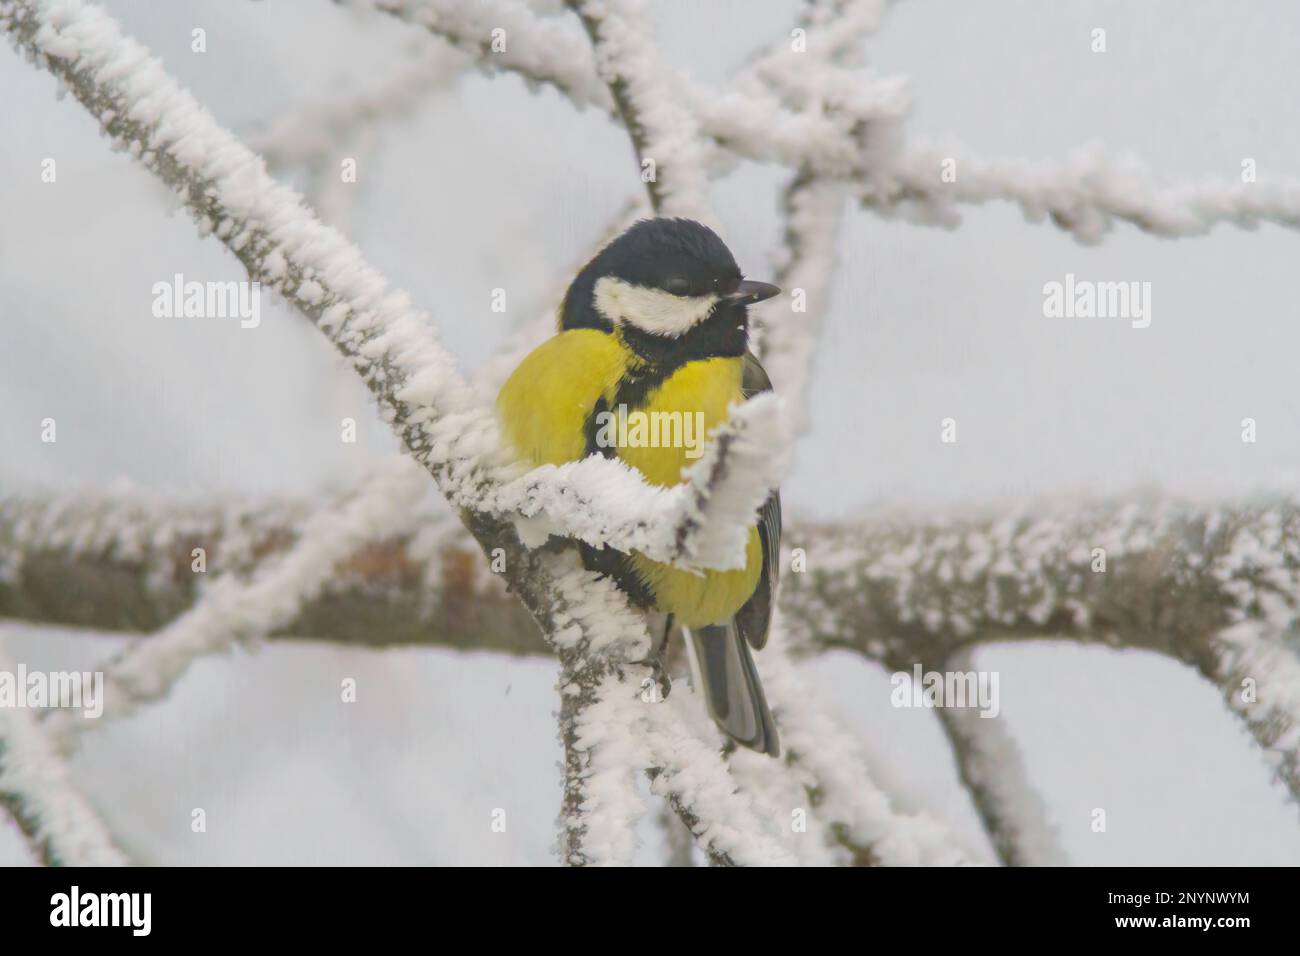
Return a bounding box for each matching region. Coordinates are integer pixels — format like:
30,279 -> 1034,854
734,351 -> 781,650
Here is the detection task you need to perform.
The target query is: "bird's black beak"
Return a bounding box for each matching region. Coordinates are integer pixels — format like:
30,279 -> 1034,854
727,280 -> 781,305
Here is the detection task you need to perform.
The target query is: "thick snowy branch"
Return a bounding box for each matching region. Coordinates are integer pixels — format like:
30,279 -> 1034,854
1206,622 -> 1300,801
15,491 -> 1296,809
868,142 -> 1300,243
0,649 -> 128,866
782,500 -> 1300,806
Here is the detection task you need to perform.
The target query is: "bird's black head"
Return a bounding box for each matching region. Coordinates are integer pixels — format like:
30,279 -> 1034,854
560,218 -> 780,362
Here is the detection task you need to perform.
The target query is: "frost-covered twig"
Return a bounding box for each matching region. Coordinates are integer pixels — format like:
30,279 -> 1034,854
40,458 -> 430,749
249,46 -> 465,228
761,620 -> 974,865
360,0 -> 868,182
248,45 -> 464,171
926,647 -> 1065,866
752,171 -> 846,431
744,1 -> 872,431
868,141 -> 1300,243
366,0 -> 614,111
0,648 -> 128,866
565,0 -> 711,219
642,695 -> 798,866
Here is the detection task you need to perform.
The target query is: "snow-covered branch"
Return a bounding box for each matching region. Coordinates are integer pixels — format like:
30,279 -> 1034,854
357,0 -> 1300,252
743,1 -> 871,432
360,0 -> 876,183
1207,622 -> 1300,804
759,621 -> 974,865
781,499 -> 1300,807
0,648 -> 128,866
40,458 -> 431,749
752,169 -> 846,433
641,694 -> 798,866
565,0 -> 711,218
868,142 -> 1300,243
549,561 -> 649,866
366,0 -> 614,111
929,647 -> 1066,866
248,45 -> 465,171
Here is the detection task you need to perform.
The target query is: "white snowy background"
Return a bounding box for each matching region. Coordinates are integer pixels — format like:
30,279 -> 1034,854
2,0 -> 1299,864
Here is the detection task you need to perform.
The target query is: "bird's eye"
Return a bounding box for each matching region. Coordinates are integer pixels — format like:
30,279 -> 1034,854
664,277 -> 692,296
714,275 -> 741,296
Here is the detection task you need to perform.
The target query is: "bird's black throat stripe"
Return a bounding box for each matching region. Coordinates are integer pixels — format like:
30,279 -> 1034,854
581,303 -> 748,458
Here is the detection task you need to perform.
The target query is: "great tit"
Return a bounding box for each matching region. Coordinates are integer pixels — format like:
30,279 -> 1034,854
497,218 -> 783,756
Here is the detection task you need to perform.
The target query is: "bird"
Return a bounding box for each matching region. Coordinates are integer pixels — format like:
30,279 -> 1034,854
497,217 -> 783,756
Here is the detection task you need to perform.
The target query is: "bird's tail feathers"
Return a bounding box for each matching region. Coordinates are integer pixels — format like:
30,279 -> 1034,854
686,620 -> 780,757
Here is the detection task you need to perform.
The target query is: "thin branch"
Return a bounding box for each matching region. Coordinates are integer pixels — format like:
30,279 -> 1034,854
753,172 -> 846,432
40,458 -> 430,749
365,0 -> 614,111
642,695 -> 798,866
357,0 -> 870,183
868,141 -> 1300,243
761,619 -> 974,865
926,647 -> 1066,866
0,649 -> 128,865
565,0 -> 711,218
248,45 -> 464,171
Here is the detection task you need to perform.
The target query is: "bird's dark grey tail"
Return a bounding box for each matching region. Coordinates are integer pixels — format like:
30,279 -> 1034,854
687,621 -> 780,757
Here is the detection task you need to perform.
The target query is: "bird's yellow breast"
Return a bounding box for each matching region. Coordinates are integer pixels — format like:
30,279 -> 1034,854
496,329 -> 628,466
497,331 -> 762,628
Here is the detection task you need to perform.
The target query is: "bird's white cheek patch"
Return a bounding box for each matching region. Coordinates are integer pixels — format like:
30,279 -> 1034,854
593,276 -> 718,337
